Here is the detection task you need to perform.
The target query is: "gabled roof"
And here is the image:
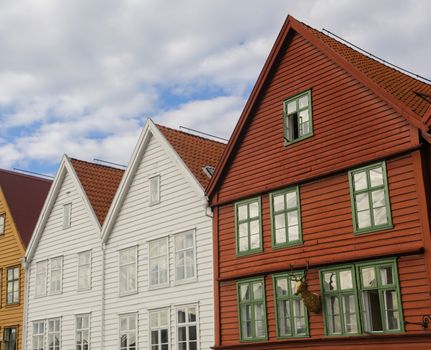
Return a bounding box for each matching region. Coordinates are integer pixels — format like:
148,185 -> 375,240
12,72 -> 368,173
0,169 -> 51,247
101,119 -> 225,243
156,124 -> 226,188
206,15 -> 431,200
70,159 -> 124,225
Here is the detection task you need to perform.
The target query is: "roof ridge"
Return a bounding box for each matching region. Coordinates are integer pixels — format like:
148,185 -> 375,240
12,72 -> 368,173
69,157 -> 125,172
0,168 -> 52,183
155,123 -> 227,146
301,21 -> 431,89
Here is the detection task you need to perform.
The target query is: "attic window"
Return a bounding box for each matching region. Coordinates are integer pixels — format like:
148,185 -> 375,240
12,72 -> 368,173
203,165 -> 215,178
284,90 -> 313,144
63,203 -> 72,229
0,213 -> 5,234
149,175 -> 161,205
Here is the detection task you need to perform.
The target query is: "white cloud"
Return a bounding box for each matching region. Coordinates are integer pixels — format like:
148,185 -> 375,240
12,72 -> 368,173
0,0 -> 430,173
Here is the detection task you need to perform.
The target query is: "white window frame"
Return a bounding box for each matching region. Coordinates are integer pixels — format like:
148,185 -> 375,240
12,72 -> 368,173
75,313 -> 90,350
0,213 -> 5,234
149,175 -> 161,206
77,250 -> 92,291
35,260 -> 48,298
32,320 -> 45,350
176,304 -> 199,350
6,266 -> 20,304
119,313 -> 138,350
119,246 -> 138,296
174,230 -> 197,284
149,308 -> 170,350
49,256 -> 63,295
148,237 -> 169,289
63,203 -> 72,229
47,317 -> 61,350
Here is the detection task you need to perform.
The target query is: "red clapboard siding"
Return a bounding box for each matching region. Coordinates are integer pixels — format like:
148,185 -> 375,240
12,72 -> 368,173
216,32 -> 414,203
218,155 -> 423,277
219,255 -> 431,348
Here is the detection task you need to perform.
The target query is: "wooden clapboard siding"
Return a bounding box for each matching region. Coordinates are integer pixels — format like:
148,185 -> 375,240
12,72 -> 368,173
25,170 -> 103,349
217,155 -> 424,278
216,31 -> 414,204
103,131 -> 215,349
0,189 -> 25,350
219,255 -> 431,349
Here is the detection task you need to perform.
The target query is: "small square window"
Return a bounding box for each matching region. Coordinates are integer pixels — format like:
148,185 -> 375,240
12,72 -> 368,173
284,90 -> 313,144
149,175 -> 161,205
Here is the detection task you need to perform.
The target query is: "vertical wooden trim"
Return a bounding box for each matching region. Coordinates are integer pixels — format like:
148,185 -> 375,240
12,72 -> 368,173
411,149 -> 431,286
213,206 -> 221,347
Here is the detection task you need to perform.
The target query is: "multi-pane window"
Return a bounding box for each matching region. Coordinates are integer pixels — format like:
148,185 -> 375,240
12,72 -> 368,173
150,309 -> 169,350
358,260 -> 402,333
4,327 -> 17,350
284,90 -> 313,143
48,318 -> 61,350
119,246 -> 137,295
321,266 -> 359,335
177,306 -> 198,350
78,250 -> 92,291
320,259 -> 403,336
33,321 -> 45,350
119,314 -> 137,350
149,238 -> 168,287
349,162 -> 392,233
175,231 -> 195,281
50,257 -> 63,294
149,175 -> 161,205
274,273 -> 308,337
271,187 -> 302,247
63,203 -> 72,229
0,213 -> 5,234
237,278 -> 267,341
235,198 -> 261,255
6,266 -> 19,304
76,314 -> 90,350
36,260 -> 48,297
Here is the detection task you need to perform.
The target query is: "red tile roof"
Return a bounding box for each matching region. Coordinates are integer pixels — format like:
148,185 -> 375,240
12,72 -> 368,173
0,169 -> 52,247
156,124 -> 226,188
70,158 -> 124,225
305,24 -> 431,119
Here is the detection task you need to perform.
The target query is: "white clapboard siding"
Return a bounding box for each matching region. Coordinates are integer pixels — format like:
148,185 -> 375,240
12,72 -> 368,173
25,169 -> 103,349
103,131 -> 214,349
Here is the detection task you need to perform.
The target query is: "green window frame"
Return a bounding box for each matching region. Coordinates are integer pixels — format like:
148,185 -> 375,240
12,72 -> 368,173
235,197 -> 262,256
320,258 -> 404,336
356,259 -> 404,333
270,186 -> 302,248
237,277 -> 267,342
273,272 -> 309,338
349,162 -> 392,234
320,265 -> 361,336
283,90 -> 313,145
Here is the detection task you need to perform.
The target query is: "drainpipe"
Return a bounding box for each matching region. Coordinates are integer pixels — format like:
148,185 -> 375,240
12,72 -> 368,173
22,258 -> 30,350
101,242 -> 106,350
202,195 -> 212,218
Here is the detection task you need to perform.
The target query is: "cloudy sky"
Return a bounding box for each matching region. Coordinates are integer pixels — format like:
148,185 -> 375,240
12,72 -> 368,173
1,0 -> 430,175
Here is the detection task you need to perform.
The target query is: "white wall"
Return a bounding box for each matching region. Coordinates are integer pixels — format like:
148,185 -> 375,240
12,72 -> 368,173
103,132 -> 214,349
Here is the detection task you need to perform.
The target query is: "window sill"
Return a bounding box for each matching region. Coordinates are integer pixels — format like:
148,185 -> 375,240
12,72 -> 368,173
173,277 -> 198,286
354,224 -> 394,235
272,240 -> 303,250
236,248 -> 263,258
284,133 -> 313,146
148,283 -> 170,291
119,290 -> 138,297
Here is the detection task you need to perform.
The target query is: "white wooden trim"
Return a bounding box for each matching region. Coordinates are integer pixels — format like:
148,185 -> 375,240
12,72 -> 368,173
118,312 -> 138,350
173,229 -> 197,286
174,303 -> 200,350
148,236 -> 169,290
77,249 -> 92,292
118,245 -> 138,297
148,308 -> 170,350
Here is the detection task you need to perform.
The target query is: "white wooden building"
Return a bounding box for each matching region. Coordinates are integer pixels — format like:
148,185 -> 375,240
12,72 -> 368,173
24,156 -> 124,350
100,119 -> 225,350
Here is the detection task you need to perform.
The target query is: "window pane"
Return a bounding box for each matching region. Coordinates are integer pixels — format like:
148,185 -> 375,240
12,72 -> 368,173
239,237 -> 248,252
238,223 -> 248,238
362,290 -> 383,332
276,278 -> 288,297
354,172 -> 368,191
380,266 -> 394,285
298,95 -> 308,109
285,191 -> 297,209
357,210 -> 371,229
287,101 -> 296,114
275,214 -> 285,230
253,282 -> 263,299
371,189 -> 385,208
278,300 -> 291,336
287,211 -> 298,226
373,207 -> 388,226
273,195 -> 284,211
250,233 -> 260,249
323,272 -> 337,291
326,296 -> 341,334
370,167 -> 383,187
249,202 -> 259,218
238,205 -> 248,221
342,294 -> 357,333
339,270 -> 353,290
288,225 -> 299,241
356,193 -> 370,211
361,267 -> 377,288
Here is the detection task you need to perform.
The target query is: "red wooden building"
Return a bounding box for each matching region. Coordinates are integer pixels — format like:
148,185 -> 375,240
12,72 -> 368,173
207,15 -> 431,349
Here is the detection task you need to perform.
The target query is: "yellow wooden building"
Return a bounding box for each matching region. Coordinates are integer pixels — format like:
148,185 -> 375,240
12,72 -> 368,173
0,170 -> 51,350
